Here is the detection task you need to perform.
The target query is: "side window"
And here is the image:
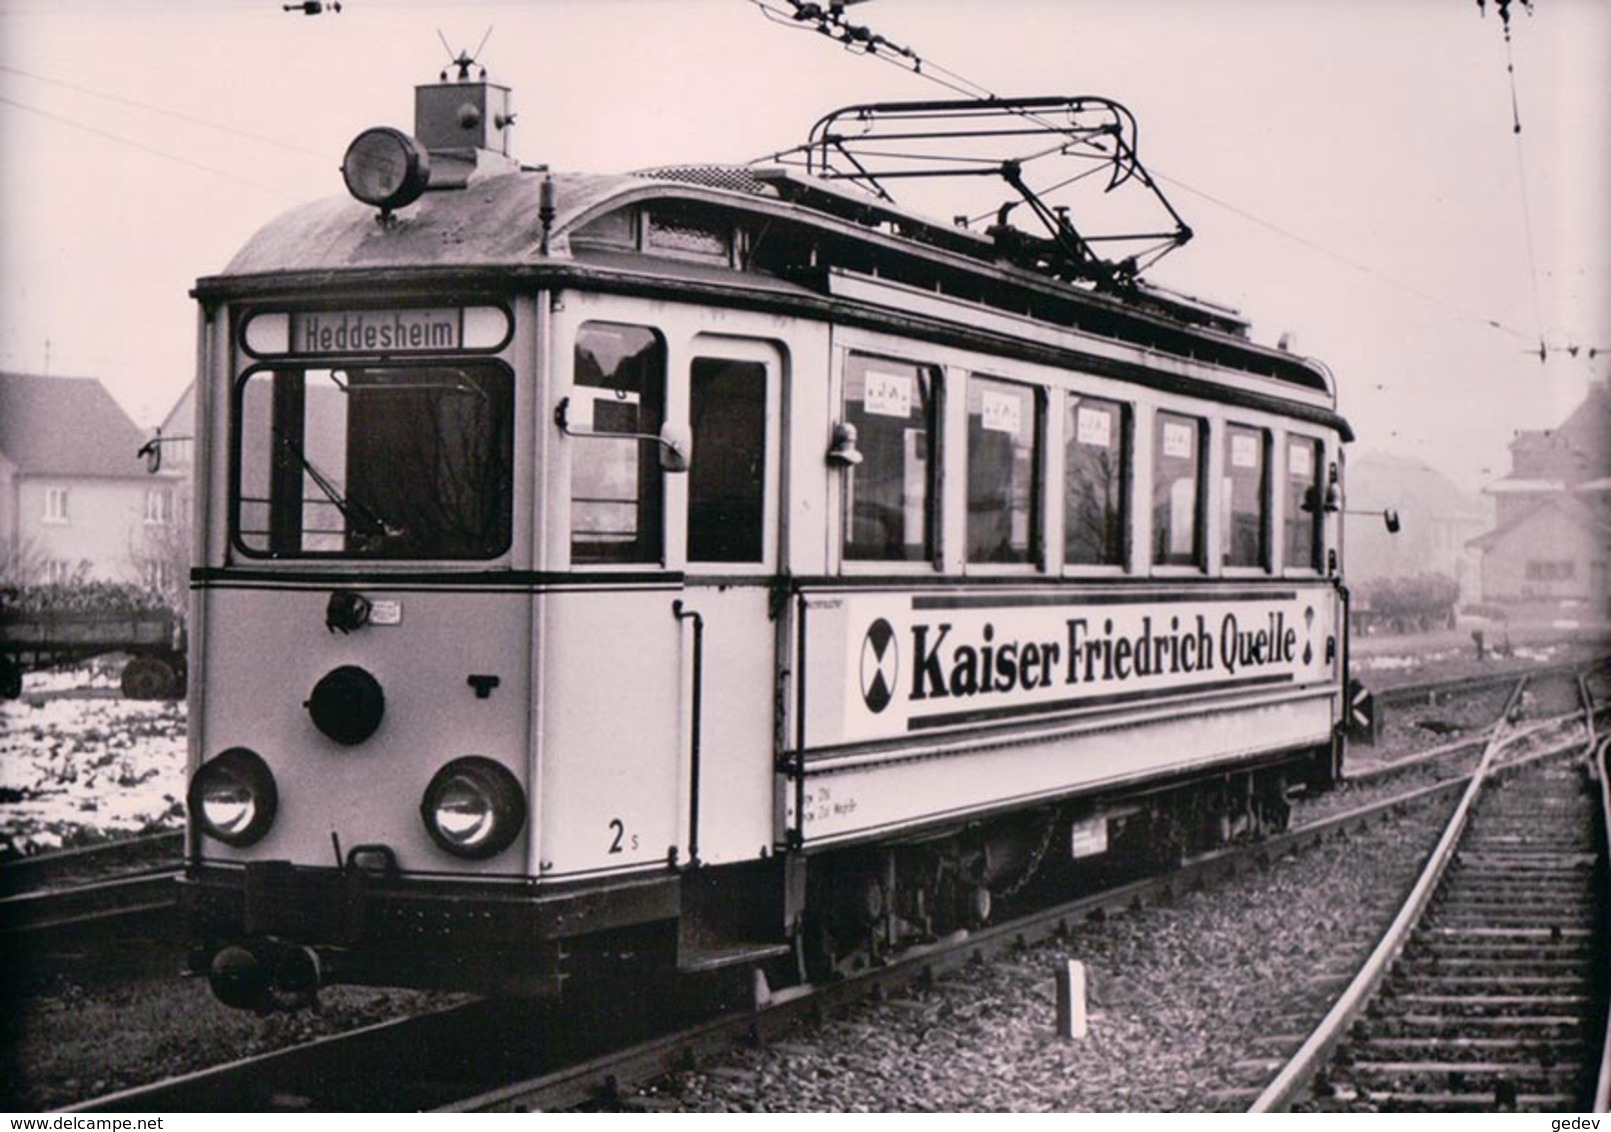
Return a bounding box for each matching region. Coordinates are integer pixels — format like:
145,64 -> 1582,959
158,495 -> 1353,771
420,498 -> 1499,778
1222,424 -> 1268,569
1152,411 -> 1205,568
967,377 -> 1039,565
688,357 -> 766,563
1065,396 -> 1127,567
1284,436 -> 1324,571
569,322 -> 667,565
842,353 -> 938,563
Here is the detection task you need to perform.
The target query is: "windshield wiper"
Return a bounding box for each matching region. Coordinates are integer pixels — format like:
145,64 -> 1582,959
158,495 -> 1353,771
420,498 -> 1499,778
272,428 -> 404,546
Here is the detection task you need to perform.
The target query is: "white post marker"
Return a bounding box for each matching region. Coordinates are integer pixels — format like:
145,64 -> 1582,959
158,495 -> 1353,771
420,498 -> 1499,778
1056,959 -> 1088,1040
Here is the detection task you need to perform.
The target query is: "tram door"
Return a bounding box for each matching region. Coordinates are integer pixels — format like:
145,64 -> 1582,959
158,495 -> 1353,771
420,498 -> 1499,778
545,319 -> 783,880
677,337 -> 783,867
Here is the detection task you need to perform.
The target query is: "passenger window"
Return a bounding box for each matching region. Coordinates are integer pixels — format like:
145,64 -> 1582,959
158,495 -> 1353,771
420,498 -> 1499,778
1065,396 -> 1127,567
1222,425 -> 1268,569
569,322 -> 667,565
967,377 -> 1039,565
688,357 -> 766,563
1152,411 -> 1204,567
1285,436 -> 1324,571
842,354 -> 938,563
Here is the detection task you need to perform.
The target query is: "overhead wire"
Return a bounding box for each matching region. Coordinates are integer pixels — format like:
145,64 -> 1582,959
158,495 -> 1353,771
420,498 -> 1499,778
0,92 -> 298,198
0,0 -> 1595,364
1153,171 -> 1538,346
0,62 -> 327,159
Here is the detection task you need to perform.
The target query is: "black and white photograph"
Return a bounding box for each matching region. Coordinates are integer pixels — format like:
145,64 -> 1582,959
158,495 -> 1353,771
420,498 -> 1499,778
2,0 -> 1608,1114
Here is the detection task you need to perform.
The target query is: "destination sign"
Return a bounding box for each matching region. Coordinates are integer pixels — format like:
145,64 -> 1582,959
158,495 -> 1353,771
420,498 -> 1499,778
798,587 -> 1337,749
294,309 -> 459,352
241,306 -> 510,356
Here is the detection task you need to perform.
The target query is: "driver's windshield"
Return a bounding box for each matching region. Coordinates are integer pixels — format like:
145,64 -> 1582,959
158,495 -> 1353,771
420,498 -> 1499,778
235,363 -> 514,559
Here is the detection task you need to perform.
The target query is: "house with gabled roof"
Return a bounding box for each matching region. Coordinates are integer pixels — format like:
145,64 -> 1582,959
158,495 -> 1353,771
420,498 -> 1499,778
1470,381 -> 1611,610
1345,451 -> 1491,604
0,371 -> 182,587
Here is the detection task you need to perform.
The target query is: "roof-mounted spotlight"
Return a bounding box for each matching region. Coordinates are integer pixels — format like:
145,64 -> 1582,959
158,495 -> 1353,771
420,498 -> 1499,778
342,127 -> 430,216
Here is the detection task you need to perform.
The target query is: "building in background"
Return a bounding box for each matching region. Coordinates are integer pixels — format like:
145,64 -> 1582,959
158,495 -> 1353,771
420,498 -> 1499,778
1345,450 -> 1491,605
0,371 -> 182,589
1469,381 -> 1611,612
145,382 -> 197,608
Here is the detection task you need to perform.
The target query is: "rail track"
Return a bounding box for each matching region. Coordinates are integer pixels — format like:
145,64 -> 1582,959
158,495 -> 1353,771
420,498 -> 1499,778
1373,658 -> 1599,711
1250,679 -> 1610,1112
62,667 -> 1603,1113
0,831 -> 181,940
0,829 -> 181,894
25,660 -> 1598,1114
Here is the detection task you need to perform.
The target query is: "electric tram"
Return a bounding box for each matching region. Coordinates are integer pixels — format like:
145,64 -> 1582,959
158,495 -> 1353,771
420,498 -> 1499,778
176,61 -> 1353,1009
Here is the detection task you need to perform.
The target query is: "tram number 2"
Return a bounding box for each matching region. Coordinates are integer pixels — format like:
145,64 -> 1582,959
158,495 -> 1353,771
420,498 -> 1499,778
607,819 -> 639,854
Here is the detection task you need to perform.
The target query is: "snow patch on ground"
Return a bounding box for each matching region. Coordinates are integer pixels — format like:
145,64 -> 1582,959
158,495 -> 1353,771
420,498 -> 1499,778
1357,641 -> 1565,675
0,665 -> 185,856
1357,648 -> 1463,672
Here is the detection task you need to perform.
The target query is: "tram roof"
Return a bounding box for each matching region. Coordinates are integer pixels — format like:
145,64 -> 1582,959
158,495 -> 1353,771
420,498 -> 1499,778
217,169 -> 636,275
201,165 -> 1342,418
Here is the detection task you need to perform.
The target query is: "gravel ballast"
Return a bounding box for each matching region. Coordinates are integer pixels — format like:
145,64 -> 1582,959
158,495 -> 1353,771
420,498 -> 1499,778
620,795 -> 1454,1111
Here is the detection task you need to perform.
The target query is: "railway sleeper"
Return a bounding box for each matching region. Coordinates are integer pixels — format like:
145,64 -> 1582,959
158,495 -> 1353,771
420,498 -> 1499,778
1425,903 -> 1593,919
1383,975 -> 1591,996
1356,1036 -> 1588,1059
1436,881 -> 1597,898
1370,997 -> 1593,1021
1398,956 -> 1595,975
1424,925 -> 1596,940
1408,947 -> 1598,965
1430,902 -> 1595,919
1338,1064 -> 1586,1098
1382,1014 -> 1588,1034
1327,1089 -> 1581,1112
1441,882 -> 1598,898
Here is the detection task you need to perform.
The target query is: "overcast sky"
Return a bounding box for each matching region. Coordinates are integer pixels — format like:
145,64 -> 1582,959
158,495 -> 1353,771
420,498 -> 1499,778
1,0 -> 1606,494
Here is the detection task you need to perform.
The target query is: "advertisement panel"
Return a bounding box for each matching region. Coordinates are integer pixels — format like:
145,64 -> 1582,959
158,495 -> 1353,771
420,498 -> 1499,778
798,586 -> 1338,751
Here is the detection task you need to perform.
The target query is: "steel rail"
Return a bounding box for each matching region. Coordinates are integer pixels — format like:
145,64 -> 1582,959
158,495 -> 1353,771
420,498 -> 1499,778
1248,678 -> 1531,1112
59,674 -> 1605,1112
64,1000 -> 492,1113
1373,657 -> 1604,710
1592,729 -> 1611,1114
0,830 -> 182,895
0,868 -> 179,935
67,707 -> 1584,1115
450,723 -> 1605,1113
1247,677 -> 1602,1112
1339,668 -> 1529,787
459,724 -> 1606,1113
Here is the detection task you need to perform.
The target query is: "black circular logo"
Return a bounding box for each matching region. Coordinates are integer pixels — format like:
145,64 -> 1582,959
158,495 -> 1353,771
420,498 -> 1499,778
859,618 -> 898,714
